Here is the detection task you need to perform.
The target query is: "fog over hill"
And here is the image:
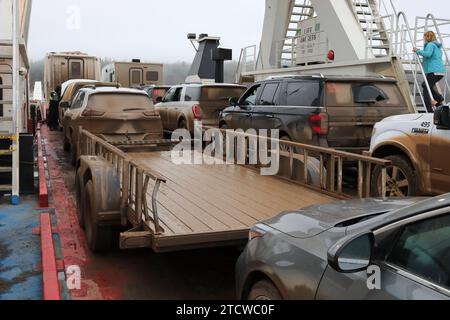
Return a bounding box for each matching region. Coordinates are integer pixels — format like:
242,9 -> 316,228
29,59 -> 239,88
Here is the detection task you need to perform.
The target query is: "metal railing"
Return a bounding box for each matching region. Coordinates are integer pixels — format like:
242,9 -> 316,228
205,126 -> 392,199
78,128 -> 167,234
415,14 -> 450,101
393,12 -> 435,113
235,45 -> 258,83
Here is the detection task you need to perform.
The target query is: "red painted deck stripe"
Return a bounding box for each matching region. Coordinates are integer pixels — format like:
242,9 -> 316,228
40,213 -> 61,300
37,129 -> 49,208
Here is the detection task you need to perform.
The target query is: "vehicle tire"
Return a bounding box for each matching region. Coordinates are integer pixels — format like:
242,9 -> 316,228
83,181 -> 113,253
279,135 -> 292,153
63,136 -> 70,152
248,280 -> 282,301
70,143 -> 77,166
371,155 -> 417,197
75,169 -> 85,229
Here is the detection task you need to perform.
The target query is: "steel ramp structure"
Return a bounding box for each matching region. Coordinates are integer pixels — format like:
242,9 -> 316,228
236,0 -> 450,114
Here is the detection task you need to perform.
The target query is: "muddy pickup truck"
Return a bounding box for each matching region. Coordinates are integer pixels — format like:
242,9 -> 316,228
369,106 -> 450,197
73,121 -> 390,253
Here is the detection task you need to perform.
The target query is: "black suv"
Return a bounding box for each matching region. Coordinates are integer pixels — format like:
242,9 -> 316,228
220,75 -> 410,153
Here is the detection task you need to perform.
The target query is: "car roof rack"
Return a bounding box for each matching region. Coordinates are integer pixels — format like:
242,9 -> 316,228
265,74 -> 325,81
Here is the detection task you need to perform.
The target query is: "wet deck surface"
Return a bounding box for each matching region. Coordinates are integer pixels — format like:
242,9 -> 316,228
42,126 -> 242,300
0,196 -> 42,300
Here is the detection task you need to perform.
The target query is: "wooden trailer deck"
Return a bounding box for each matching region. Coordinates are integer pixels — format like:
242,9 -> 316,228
130,151 -> 337,251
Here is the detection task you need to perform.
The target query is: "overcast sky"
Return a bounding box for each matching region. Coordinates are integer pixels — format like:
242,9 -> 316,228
28,0 -> 450,63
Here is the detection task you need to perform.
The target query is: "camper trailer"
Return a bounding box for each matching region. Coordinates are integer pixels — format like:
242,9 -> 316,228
101,60 -> 164,88
44,51 -> 101,101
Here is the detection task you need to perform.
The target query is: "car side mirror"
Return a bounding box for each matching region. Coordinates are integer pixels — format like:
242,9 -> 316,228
328,232 -> 374,273
60,101 -> 70,109
434,105 -> 450,130
229,97 -> 239,106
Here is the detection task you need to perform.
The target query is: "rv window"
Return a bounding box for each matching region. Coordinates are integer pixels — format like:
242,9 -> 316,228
146,71 -> 159,82
131,70 -> 142,85
0,76 -> 3,117
286,81 -> 322,107
71,61 -> 82,79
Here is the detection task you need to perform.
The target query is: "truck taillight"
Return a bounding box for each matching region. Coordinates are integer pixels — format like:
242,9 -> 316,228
309,113 -> 328,136
81,109 -> 105,117
192,104 -> 202,120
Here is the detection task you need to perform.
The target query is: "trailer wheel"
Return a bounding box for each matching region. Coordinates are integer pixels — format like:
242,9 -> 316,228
63,136 -> 70,152
248,280 -> 282,301
70,143 -> 77,166
83,180 -> 113,252
371,155 -> 417,197
75,169 -> 85,229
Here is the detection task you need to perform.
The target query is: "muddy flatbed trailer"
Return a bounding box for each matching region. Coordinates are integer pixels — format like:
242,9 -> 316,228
75,129 -> 390,253
130,151 -> 335,251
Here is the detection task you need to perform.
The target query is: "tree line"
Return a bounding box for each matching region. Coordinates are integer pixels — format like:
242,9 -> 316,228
29,58 -> 239,87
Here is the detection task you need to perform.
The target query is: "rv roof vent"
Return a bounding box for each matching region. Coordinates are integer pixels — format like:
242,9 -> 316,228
132,59 -> 141,63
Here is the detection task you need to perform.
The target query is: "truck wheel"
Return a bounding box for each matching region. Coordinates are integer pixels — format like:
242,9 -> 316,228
248,280 -> 282,300
75,169 -> 85,229
70,143 -> 77,166
83,181 -> 113,252
371,155 -> 417,197
63,137 -> 70,152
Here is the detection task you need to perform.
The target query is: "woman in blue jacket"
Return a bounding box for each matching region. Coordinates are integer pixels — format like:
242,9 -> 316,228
414,31 -> 446,113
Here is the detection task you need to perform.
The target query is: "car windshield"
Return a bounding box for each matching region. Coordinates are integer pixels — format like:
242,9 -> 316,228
86,93 -> 152,112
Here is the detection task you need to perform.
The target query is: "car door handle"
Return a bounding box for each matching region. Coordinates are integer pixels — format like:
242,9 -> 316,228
265,114 -> 275,118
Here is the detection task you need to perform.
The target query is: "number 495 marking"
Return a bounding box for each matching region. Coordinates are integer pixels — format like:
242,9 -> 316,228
421,122 -> 431,128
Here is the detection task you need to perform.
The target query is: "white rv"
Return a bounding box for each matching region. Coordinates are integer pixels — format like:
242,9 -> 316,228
102,60 -> 164,88
44,51 -> 101,101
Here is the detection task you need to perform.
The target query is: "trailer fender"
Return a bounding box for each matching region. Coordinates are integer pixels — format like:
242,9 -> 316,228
77,156 -> 122,226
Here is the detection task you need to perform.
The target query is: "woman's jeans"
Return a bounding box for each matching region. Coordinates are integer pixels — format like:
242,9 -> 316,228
423,73 -> 444,113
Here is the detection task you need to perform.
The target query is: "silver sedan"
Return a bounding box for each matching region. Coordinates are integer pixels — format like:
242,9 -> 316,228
236,196 -> 450,300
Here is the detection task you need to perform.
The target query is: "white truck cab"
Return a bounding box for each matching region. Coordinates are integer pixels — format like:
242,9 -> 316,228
369,110 -> 450,197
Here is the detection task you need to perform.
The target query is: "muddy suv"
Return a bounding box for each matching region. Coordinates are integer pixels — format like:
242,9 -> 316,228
155,84 -> 246,134
220,75 -> 411,154
370,106 -> 450,197
62,87 -> 163,164
58,80 -> 118,129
